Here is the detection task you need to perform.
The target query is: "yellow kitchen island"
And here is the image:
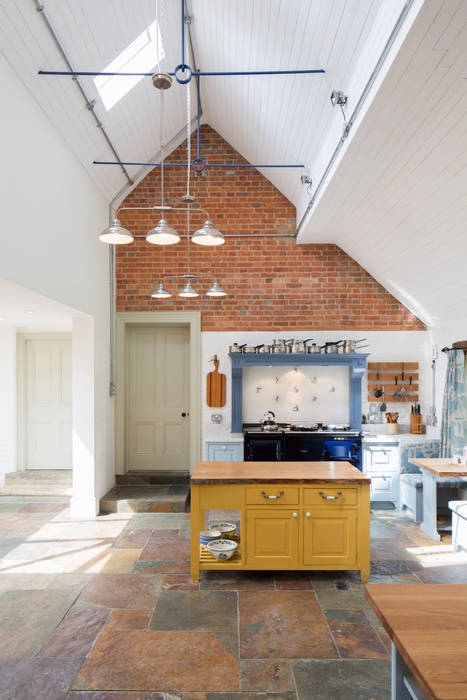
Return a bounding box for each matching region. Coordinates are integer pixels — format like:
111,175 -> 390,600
190,461 -> 370,582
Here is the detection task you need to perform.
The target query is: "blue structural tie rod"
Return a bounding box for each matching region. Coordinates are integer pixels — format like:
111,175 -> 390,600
38,69 -> 324,77
93,160 -> 305,169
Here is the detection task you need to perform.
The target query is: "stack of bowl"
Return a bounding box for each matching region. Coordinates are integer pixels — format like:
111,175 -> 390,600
199,528 -> 221,546
208,521 -> 236,539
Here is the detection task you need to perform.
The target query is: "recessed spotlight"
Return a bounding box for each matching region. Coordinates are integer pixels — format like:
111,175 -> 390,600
0,316 -> 5,321
26,310 -> 34,314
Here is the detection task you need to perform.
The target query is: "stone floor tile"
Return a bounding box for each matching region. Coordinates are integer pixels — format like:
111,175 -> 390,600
90,548 -> 142,573
292,659 -> 390,699
370,560 -> 415,576
47,572 -> 95,594
181,694 -> 296,700
0,572 -> 55,590
106,609 -> 151,630
0,588 -> 78,657
69,693 -> 176,699
200,571 -> 275,591
129,514 -> 186,529
239,590 -> 337,659
162,574 -> 199,590
39,607 -> 109,657
350,572 -> 421,588
178,521 -> 191,539
148,503 -> 175,512
18,503 -> 69,513
73,629 -> 239,692
325,609 -> 388,659
140,536 -> 190,561
78,573 -> 162,609
134,560 -> 191,574
0,504 -> 21,512
273,571 -> 314,590
239,660 -> 295,691
114,529 -> 152,549
0,657 -> 82,700
149,590 -> 238,656
371,538 -> 416,561
409,561 -> 467,583
313,587 -> 371,610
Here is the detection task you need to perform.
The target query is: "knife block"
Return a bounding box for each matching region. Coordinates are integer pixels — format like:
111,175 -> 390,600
410,414 -> 423,434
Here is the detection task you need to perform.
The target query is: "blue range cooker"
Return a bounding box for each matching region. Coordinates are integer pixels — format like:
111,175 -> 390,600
243,424 -> 362,471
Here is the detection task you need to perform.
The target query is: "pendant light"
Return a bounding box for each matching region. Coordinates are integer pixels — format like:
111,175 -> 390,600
99,217 -> 133,245
145,88 -> 180,246
151,281 -> 172,298
178,276 -> 199,298
206,281 -> 226,297
192,220 -> 225,246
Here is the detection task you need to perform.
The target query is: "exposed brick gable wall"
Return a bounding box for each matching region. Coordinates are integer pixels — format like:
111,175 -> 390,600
116,125 -> 426,332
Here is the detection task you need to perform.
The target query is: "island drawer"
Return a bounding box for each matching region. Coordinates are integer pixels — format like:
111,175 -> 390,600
246,486 -> 299,505
304,487 -> 357,506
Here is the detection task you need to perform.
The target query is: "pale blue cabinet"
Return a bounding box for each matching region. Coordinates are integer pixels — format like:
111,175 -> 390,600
206,441 -> 244,462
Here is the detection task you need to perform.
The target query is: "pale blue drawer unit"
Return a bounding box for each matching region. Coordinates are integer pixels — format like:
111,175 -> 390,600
206,442 -> 243,462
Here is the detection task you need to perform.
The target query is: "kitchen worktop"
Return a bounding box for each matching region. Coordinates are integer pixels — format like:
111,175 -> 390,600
362,432 -> 430,443
191,461 -> 370,484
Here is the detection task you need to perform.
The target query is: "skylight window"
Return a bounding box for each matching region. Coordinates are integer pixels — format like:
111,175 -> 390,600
95,20 -> 164,111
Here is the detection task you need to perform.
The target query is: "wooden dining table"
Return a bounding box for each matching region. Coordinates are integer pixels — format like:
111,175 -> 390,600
408,458 -> 467,541
365,584 -> 467,700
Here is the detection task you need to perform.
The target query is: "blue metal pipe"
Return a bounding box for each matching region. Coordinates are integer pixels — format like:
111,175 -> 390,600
197,76 -> 201,160
38,68 -> 324,77
93,160 -> 304,168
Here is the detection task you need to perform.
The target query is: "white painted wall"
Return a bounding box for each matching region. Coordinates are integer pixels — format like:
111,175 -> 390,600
0,52 -> 114,512
201,330 -> 429,454
0,327 -> 17,486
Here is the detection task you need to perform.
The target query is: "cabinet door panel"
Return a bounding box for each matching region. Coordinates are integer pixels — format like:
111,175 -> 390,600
246,509 -> 299,567
303,512 -> 356,567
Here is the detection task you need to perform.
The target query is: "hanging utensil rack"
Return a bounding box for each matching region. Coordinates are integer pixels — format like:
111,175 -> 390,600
367,362 -> 419,403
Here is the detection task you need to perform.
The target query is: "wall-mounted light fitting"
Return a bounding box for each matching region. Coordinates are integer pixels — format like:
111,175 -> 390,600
330,90 -> 348,107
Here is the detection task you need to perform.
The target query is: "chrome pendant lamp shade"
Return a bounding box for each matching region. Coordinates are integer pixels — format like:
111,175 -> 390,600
146,219 -> 180,245
206,281 -> 226,297
99,218 -> 134,245
178,277 -> 199,297
192,220 -> 225,246
151,281 -> 172,298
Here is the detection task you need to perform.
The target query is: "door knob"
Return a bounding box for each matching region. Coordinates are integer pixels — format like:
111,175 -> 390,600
306,512 -> 311,517
292,512 -> 298,518
181,411 -> 190,417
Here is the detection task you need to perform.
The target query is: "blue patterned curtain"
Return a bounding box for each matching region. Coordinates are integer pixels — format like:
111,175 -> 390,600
440,349 -> 467,457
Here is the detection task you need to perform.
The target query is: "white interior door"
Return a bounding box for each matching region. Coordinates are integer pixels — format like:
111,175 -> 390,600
127,325 -> 189,471
25,338 -> 72,470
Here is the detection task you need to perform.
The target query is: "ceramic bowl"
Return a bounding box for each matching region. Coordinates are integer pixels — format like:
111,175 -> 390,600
206,538 -> 238,561
208,521 -> 236,538
199,528 -> 221,545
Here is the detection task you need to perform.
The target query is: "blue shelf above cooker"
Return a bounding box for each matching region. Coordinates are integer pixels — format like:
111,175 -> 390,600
229,352 -> 369,434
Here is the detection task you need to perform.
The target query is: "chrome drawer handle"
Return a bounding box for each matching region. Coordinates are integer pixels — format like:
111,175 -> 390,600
261,490 -> 284,500
319,490 -> 342,501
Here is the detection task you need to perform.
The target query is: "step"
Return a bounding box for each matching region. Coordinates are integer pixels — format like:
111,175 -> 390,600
0,471 -> 73,498
100,483 -> 190,514
116,470 -> 190,485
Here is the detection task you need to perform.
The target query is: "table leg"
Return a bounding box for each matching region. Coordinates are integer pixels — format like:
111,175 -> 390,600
420,470 -> 440,541
190,484 -> 200,582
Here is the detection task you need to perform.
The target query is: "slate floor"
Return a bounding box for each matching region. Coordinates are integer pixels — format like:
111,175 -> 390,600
0,502 -> 466,699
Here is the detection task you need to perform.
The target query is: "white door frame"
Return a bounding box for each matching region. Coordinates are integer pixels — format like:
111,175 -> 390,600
115,312 -> 201,474
17,332 -> 72,471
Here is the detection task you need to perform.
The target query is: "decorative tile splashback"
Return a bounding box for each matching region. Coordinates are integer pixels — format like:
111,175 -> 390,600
243,365 -> 350,424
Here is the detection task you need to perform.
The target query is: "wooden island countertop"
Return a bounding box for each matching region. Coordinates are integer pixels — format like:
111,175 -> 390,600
191,460 -> 370,484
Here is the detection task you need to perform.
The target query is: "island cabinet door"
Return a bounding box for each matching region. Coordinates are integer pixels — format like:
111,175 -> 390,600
246,509 -> 299,568
303,512 -> 357,568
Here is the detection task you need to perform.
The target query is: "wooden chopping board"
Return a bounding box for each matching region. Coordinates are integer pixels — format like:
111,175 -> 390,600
206,356 -> 226,407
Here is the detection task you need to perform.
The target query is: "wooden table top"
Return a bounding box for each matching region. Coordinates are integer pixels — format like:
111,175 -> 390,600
409,457 -> 467,477
366,584 -> 467,700
191,461 -> 370,484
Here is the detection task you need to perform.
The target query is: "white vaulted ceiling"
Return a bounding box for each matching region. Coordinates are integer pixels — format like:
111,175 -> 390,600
0,0 -> 405,202
1,0 -> 466,326
298,0 -> 467,326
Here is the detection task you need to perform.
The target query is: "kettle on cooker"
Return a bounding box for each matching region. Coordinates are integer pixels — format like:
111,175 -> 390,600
260,411 -> 277,431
